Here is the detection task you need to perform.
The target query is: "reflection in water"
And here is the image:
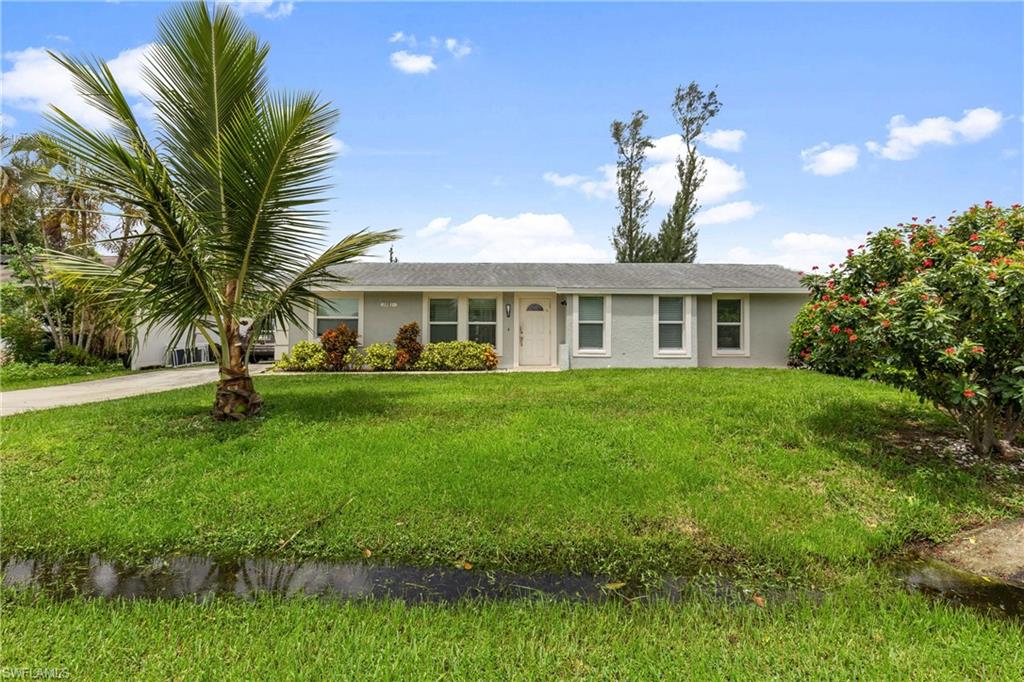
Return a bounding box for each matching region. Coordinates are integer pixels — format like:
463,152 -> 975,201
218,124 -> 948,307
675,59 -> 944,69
2,555 -> 759,604
894,558 -> 1022,619
3,554 -> 1020,618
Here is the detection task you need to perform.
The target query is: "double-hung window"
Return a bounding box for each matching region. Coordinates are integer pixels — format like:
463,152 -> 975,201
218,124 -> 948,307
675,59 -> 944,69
713,295 -> 747,355
428,298 -> 459,342
656,296 -> 687,354
427,295 -> 501,351
316,298 -> 359,336
575,295 -> 608,354
468,298 -> 497,346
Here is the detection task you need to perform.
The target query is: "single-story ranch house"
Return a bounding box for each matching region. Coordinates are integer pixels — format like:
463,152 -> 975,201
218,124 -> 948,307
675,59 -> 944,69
274,262 -> 808,370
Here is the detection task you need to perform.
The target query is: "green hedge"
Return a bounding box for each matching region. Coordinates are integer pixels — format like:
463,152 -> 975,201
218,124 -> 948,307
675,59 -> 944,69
413,341 -> 498,371
278,340 -> 499,372
1,361 -> 124,386
273,341 -> 327,371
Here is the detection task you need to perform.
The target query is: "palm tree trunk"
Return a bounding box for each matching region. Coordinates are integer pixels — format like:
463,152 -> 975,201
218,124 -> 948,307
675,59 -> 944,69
212,322 -> 263,421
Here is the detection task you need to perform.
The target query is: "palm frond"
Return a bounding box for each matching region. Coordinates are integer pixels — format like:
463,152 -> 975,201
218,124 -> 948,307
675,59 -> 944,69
244,229 -> 400,333
145,1 -> 269,231
220,91 -> 339,302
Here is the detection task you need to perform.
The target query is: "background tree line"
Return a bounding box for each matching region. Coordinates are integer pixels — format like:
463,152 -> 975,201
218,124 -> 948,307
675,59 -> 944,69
1,133 -> 139,366
611,82 -> 720,263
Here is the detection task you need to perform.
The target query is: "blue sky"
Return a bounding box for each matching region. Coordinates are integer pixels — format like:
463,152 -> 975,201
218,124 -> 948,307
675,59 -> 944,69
3,1 -> 1022,269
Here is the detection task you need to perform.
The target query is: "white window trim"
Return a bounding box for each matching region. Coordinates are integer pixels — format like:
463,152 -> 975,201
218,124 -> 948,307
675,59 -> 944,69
571,294 -> 611,357
312,293 -> 364,341
711,294 -> 750,357
421,293 -> 503,356
653,295 -> 693,357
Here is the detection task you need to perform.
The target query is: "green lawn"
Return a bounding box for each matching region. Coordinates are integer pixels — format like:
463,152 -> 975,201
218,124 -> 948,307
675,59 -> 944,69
3,574 -> 1021,680
2,369 -> 1019,582
3,368 -> 1022,678
0,367 -> 133,391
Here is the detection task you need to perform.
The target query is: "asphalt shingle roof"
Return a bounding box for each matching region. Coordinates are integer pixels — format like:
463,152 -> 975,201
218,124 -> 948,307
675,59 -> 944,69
327,262 -> 804,291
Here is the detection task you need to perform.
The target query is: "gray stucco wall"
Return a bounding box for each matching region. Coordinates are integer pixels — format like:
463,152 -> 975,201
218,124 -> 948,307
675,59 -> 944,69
695,293 -> 803,368
499,291 -> 515,368
361,292 -> 423,346
567,294 -> 699,369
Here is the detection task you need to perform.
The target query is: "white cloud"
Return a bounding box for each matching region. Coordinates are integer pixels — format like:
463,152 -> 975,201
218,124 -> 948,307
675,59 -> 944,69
726,232 -> 859,271
1,112 -> 15,130
542,171 -> 586,187
222,1 -> 294,19
694,200 -> 762,226
800,143 -> 859,176
415,212 -> 609,262
388,31 -> 408,44
445,38 -> 472,59
416,216 -> 451,238
866,107 -> 1005,161
2,43 -> 155,129
553,135 -> 746,207
645,135 -> 746,205
390,51 -> 436,75
323,136 -> 347,156
579,165 -> 617,199
700,129 -> 745,152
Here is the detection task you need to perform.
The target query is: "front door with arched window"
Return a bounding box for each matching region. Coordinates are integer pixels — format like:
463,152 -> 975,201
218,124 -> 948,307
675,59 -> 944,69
518,297 -> 553,366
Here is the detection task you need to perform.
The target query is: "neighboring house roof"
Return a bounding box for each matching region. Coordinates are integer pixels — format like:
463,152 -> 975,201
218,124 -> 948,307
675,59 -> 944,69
324,262 -> 805,292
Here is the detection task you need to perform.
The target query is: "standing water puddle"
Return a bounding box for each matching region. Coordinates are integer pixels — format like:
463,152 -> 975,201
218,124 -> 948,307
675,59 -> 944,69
3,555 -> 1021,618
1,555 -> 801,605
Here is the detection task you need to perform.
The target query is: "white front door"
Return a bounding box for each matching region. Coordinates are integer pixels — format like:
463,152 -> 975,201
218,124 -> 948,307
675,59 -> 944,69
518,297 -> 553,366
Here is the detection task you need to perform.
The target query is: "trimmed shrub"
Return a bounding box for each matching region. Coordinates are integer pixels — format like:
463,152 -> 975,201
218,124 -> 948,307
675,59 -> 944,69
342,346 -> 366,370
414,341 -> 498,371
363,343 -> 398,371
320,323 -> 359,370
273,341 -> 327,371
394,321 -> 423,370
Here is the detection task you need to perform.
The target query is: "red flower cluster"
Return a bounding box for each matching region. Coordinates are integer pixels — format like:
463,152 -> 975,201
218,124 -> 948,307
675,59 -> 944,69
881,319 -> 891,328
858,298 -> 868,307
970,245 -> 984,252
971,345 -> 984,354
963,389 -> 976,398
922,258 -> 933,267
945,347 -> 956,355
830,324 -> 840,334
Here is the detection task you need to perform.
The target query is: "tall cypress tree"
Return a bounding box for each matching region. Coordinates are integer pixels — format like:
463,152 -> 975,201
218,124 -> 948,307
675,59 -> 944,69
610,111 -> 656,263
656,82 -> 721,263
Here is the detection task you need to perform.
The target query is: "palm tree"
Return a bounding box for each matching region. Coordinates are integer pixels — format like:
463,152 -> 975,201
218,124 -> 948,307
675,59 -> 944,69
46,2 -> 397,419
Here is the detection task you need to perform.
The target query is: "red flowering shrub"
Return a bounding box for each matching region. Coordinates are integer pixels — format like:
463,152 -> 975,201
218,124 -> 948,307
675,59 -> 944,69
790,203 -> 1024,457
320,323 -> 359,370
393,321 -> 423,370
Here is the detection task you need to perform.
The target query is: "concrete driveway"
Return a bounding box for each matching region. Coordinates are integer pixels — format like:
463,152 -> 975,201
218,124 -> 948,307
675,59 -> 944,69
1,365 -> 268,416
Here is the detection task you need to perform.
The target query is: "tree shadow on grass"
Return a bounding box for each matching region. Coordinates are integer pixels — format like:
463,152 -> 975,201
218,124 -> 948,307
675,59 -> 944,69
150,383 -> 403,443
804,397 -> 1018,514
